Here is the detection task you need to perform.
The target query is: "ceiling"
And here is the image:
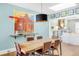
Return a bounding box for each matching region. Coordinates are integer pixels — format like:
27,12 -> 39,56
10,3 -> 59,14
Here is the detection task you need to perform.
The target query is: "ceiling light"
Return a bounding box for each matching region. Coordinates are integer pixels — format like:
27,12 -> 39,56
49,3 -> 76,11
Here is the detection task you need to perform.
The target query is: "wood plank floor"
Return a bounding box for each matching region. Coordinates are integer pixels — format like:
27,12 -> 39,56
62,42 -> 79,56
0,42 -> 79,56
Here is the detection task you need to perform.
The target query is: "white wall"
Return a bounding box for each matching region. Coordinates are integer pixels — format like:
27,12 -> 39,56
49,19 -> 58,38
75,22 -> 79,33
34,22 -> 49,39
49,14 -> 79,45
67,20 -> 75,32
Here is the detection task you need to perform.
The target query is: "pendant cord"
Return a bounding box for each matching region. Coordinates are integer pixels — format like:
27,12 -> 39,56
41,0 -> 42,13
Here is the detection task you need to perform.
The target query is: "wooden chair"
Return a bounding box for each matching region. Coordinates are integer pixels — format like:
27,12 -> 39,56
15,42 -> 29,56
37,36 -> 43,40
27,37 -> 34,41
35,41 -> 52,56
42,41 -> 52,55
51,40 -> 61,56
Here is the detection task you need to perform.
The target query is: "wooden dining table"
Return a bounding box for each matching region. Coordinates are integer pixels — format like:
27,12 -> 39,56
19,38 -> 62,55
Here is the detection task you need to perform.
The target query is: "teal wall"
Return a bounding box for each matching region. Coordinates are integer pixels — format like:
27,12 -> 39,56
34,22 -> 49,39
0,3 -> 36,51
0,3 -> 49,51
0,3 -> 14,51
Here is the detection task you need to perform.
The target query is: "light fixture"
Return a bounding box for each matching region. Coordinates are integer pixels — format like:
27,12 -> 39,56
49,3 -> 76,11
36,1 -> 47,22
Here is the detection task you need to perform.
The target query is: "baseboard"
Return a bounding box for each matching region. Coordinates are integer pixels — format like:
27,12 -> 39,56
0,48 -> 16,55
62,41 -> 79,45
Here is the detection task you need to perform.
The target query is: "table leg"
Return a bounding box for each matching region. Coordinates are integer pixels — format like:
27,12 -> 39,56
60,41 -> 62,56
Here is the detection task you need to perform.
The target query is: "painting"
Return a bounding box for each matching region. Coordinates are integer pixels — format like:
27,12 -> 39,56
9,9 -> 34,34
58,19 -> 65,29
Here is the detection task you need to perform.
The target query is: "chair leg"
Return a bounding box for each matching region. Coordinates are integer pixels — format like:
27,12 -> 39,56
16,54 -> 18,56
60,41 -> 62,56
52,50 -> 54,56
16,53 -> 19,56
56,49 -> 59,56
52,49 -> 59,56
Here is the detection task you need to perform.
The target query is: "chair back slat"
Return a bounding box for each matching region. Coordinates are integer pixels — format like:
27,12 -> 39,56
15,42 -> 21,55
43,41 -> 51,52
54,40 -> 60,48
27,37 -> 34,41
37,36 -> 43,40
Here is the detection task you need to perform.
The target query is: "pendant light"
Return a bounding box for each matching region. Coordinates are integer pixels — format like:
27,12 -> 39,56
36,1 -> 47,22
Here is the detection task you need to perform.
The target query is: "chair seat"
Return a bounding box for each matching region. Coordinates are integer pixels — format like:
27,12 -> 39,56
35,41 -> 52,56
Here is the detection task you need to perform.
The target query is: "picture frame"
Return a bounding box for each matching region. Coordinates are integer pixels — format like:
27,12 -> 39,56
61,10 -> 68,17
68,9 -> 74,15
75,7 -> 79,14
55,12 -> 60,18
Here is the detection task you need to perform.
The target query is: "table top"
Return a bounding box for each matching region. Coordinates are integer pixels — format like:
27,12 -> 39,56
20,39 -> 59,53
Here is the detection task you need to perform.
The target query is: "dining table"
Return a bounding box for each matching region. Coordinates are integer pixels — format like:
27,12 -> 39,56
19,38 -> 62,55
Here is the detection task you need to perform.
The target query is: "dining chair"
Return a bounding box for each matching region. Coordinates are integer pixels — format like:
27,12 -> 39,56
42,41 -> 52,55
37,36 -> 43,40
27,37 -> 34,41
35,41 -> 52,56
51,40 -> 61,56
14,42 -> 29,56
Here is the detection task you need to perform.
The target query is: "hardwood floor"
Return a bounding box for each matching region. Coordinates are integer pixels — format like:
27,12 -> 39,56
61,42 -> 79,56
0,52 -> 16,56
1,42 -> 79,56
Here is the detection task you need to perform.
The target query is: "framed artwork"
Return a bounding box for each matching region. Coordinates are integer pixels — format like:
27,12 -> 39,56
58,19 -> 65,29
49,14 -> 55,19
9,9 -> 34,34
61,10 -> 68,17
55,12 -> 60,18
75,7 -> 79,14
68,9 -> 74,15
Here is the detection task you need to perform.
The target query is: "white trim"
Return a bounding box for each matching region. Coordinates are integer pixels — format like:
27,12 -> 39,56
0,48 -> 16,55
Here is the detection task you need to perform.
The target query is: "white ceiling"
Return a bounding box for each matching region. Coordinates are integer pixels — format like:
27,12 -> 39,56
10,3 -> 59,14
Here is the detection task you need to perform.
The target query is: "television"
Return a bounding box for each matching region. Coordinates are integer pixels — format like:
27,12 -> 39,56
36,14 -> 47,22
